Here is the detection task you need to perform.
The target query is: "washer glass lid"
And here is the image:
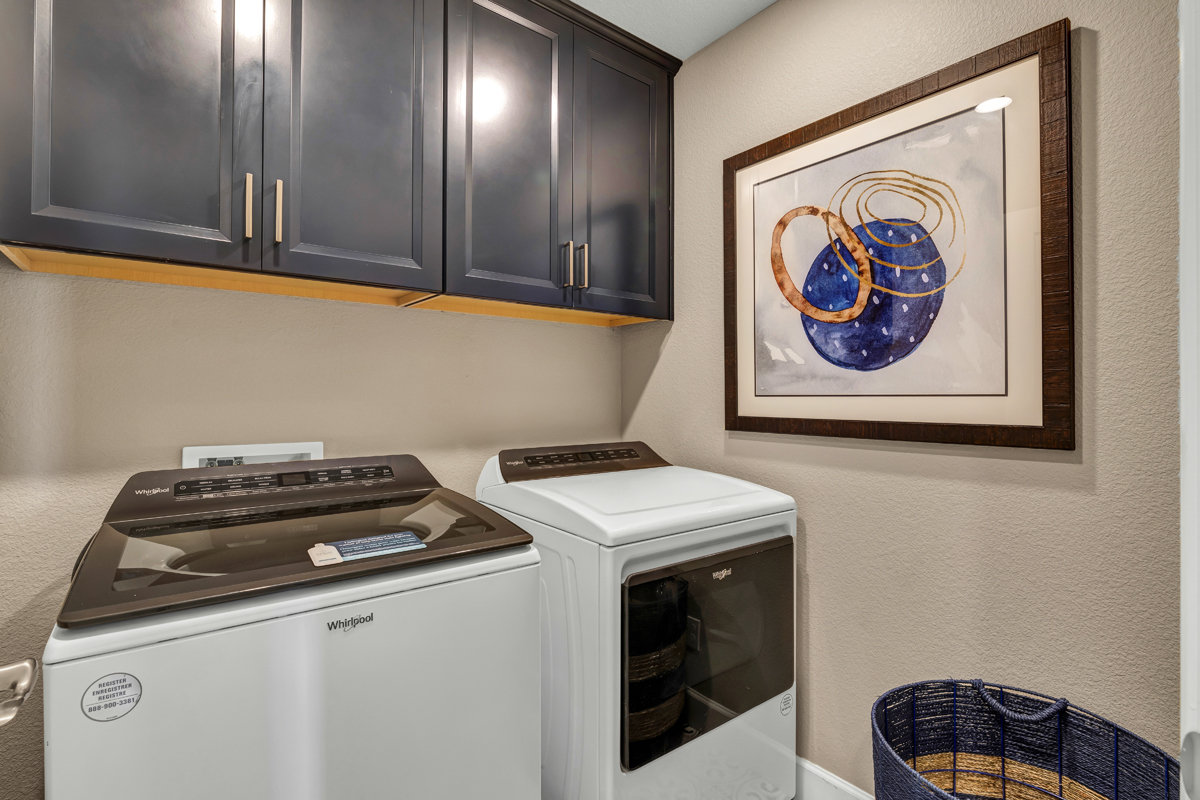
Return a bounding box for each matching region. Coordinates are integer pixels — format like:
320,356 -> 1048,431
109,493 -> 490,592
60,487 -> 533,629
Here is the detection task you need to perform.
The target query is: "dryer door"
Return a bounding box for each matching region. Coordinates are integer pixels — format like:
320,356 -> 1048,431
620,536 -> 794,770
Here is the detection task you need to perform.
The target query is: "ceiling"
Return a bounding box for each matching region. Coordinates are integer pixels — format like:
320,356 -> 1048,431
572,0 -> 777,60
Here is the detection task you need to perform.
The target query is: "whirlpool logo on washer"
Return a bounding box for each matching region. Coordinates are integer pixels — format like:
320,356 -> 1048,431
327,613 -> 374,633
133,487 -> 170,496
712,568 -> 732,581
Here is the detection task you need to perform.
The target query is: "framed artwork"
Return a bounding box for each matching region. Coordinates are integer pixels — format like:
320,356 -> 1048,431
723,19 -> 1074,449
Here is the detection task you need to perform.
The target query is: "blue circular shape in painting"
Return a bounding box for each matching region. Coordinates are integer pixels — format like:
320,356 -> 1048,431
801,218 -> 946,371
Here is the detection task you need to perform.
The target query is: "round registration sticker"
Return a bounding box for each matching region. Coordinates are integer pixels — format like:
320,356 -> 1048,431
81,673 -> 142,722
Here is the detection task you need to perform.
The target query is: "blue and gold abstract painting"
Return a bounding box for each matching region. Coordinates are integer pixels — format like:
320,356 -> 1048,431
753,107 -> 1007,396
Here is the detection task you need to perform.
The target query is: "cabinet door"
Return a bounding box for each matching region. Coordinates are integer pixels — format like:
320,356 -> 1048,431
445,0 -> 573,306
0,0 -> 263,268
572,29 -> 671,319
263,0 -> 443,290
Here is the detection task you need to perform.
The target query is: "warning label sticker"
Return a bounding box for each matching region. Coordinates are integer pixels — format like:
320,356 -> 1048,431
82,673 -> 142,722
308,531 -> 426,567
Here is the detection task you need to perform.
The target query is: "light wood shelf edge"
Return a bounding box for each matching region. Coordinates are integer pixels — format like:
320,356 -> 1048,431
408,294 -> 651,327
1,246 -> 657,326
3,246 -> 432,307
0,244 -> 32,270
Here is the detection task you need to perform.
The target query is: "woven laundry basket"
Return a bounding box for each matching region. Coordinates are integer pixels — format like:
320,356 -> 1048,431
873,681 -> 1179,800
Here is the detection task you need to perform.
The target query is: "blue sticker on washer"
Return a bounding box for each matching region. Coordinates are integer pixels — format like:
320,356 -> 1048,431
332,531 -> 426,560
309,531 -> 426,566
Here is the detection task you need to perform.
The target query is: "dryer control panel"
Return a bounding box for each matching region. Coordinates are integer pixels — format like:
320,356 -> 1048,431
498,441 -> 669,482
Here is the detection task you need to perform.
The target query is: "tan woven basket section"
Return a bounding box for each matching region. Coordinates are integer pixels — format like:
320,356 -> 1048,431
914,754 -> 1112,800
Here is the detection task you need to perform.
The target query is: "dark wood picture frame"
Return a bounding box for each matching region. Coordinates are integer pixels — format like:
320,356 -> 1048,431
723,19 -> 1074,449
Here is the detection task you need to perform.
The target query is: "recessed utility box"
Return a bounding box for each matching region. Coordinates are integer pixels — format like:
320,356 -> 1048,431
181,442 -> 324,469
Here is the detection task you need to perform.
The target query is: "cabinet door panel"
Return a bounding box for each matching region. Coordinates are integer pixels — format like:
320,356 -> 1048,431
0,0 -> 263,268
573,29 -> 670,319
446,0 -> 573,306
264,0 -> 443,290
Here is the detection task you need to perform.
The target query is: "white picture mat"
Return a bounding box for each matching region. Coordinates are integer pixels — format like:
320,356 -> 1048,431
735,56 -> 1043,426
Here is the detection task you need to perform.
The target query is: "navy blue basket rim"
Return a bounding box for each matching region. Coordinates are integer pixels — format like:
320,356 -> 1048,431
872,679 -> 1180,800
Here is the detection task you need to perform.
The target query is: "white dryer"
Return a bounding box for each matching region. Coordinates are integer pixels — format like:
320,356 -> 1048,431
476,442 -> 797,800
43,454 -> 541,800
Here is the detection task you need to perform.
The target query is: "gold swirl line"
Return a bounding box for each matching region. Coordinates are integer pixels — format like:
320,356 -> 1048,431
833,170 -> 962,248
863,186 -> 929,229
845,179 -> 952,248
859,187 -> 941,248
873,252 -> 966,297
818,169 -> 967,297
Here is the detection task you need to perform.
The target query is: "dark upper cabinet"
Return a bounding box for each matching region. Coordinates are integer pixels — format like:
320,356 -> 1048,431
262,0 -> 443,291
571,28 -> 671,319
0,0 -> 674,317
0,0 -> 264,269
445,0 -> 574,306
445,5 -> 674,319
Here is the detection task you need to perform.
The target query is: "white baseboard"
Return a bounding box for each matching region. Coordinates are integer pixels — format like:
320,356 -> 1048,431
797,757 -> 874,800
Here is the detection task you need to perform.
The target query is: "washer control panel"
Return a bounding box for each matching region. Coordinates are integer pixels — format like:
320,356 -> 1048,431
174,465 -> 394,500
498,441 -> 669,482
105,455 -> 441,522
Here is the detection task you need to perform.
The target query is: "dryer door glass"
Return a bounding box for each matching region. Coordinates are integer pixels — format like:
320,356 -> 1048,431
621,536 -> 794,771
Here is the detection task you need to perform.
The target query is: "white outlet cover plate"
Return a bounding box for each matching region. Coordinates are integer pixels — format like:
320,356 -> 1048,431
182,442 -> 324,469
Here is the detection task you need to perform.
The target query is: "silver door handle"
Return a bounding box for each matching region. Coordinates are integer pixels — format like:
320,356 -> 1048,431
578,242 -> 589,289
245,173 -> 254,239
564,240 -> 574,287
275,179 -> 283,244
0,659 -> 38,729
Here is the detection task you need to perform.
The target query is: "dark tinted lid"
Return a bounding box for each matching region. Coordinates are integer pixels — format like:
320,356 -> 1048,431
59,455 -> 532,628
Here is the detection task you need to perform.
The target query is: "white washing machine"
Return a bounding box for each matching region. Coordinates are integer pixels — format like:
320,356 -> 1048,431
43,454 -> 541,800
476,441 -> 797,800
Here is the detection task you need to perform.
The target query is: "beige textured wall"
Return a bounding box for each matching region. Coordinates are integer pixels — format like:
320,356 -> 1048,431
0,0 -> 1181,795
0,264 -> 622,798
621,0 -> 1180,791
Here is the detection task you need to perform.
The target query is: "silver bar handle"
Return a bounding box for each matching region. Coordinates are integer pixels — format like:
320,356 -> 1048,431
579,242 -> 589,289
244,173 -> 253,239
564,240 -> 574,287
275,179 -> 283,244
0,659 -> 38,729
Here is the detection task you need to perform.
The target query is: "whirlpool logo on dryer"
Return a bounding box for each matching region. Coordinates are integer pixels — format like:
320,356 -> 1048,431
712,568 -> 732,581
327,613 -> 374,632
133,487 -> 170,496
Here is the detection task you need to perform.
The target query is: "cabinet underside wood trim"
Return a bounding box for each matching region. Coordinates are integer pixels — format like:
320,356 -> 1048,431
3,246 -> 432,306
1,246 -> 653,326
407,293 -> 651,326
